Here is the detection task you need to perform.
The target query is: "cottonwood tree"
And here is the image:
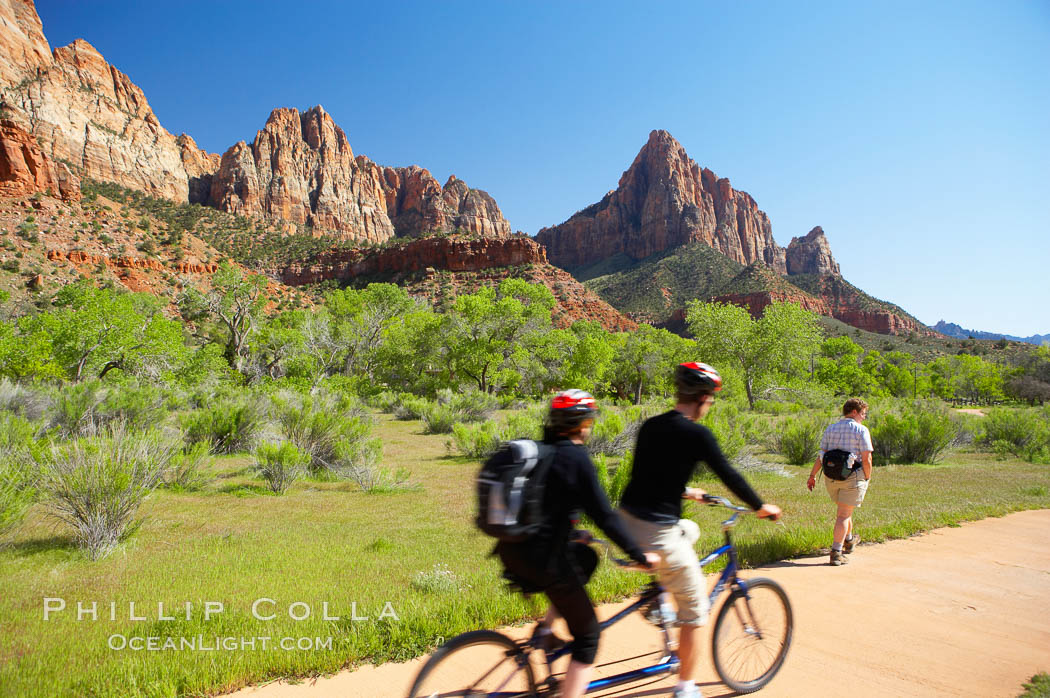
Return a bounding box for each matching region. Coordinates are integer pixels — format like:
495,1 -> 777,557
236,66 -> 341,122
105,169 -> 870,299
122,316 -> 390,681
607,324 -> 695,404
325,283 -> 419,380
442,279 -> 555,394
685,300 -> 821,409
179,263 -> 268,375
814,335 -> 878,396
16,283 -> 186,382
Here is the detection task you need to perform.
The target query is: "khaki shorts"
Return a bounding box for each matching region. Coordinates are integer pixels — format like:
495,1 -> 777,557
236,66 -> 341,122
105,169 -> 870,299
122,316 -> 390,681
618,509 -> 710,625
825,469 -> 869,507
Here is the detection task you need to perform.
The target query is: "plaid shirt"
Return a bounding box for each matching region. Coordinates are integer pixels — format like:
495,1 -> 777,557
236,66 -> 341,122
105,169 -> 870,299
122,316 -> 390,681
819,418 -> 873,457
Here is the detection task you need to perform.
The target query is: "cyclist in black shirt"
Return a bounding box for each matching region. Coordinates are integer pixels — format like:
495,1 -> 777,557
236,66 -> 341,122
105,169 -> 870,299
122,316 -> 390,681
497,390 -> 659,698
620,363 -> 781,698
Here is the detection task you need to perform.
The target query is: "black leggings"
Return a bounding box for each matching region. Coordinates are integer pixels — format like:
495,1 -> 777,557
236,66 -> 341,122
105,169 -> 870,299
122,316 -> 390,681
500,542 -> 600,664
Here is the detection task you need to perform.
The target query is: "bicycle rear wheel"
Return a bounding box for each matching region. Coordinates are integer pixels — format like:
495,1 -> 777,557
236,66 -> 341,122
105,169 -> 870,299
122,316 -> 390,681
711,577 -> 793,694
406,629 -> 538,698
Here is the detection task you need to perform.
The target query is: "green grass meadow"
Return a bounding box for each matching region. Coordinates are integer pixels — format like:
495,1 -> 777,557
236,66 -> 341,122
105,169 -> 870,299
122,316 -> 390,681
2,414 -> 1048,697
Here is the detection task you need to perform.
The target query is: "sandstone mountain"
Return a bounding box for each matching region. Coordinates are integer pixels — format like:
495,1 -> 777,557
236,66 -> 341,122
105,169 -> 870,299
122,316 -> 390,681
0,0 -> 199,200
204,106 -> 510,242
537,130 -> 797,272
0,1 -> 510,246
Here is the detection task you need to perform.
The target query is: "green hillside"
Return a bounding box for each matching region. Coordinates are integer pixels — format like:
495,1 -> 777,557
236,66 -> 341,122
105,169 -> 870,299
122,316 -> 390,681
786,273 -> 927,326
581,242 -> 744,323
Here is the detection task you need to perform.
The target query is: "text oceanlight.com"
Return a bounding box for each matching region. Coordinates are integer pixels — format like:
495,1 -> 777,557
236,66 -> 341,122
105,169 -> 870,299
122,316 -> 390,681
107,635 -> 334,652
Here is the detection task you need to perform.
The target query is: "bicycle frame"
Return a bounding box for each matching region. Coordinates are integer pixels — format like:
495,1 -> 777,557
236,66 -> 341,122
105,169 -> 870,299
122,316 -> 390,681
539,511 -> 747,695
539,581 -> 680,694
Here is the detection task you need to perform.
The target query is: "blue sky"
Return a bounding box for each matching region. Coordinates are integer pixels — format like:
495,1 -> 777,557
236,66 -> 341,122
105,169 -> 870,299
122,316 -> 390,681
38,1 -> 1050,336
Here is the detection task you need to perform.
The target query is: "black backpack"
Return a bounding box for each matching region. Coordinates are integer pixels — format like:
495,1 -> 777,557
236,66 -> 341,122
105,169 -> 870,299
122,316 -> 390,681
822,449 -> 859,481
476,440 -> 558,542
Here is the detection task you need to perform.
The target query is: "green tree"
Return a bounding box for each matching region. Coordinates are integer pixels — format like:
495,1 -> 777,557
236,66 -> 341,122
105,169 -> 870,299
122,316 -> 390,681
441,280 -> 555,394
685,300 -> 822,408
325,283 -> 418,380
16,283 -> 186,382
179,263 -> 268,374
814,335 -> 878,396
607,324 -> 695,403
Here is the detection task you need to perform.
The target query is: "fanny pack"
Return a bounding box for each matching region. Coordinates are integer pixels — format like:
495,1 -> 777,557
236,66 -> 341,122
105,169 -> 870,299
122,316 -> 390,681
821,449 -> 860,481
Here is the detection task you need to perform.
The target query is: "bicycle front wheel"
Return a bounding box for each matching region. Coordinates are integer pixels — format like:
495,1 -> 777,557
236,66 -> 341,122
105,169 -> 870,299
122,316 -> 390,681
711,577 -> 793,694
406,629 -> 538,698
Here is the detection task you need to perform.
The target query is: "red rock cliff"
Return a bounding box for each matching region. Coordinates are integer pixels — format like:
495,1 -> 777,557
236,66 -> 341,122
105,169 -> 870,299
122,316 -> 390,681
279,235 -> 635,332
208,106 -> 511,243
0,115 -> 79,200
536,130 -> 787,272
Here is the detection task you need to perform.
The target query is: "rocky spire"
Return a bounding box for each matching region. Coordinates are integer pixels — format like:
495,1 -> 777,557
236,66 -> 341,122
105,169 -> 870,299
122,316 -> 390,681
536,129 -> 787,272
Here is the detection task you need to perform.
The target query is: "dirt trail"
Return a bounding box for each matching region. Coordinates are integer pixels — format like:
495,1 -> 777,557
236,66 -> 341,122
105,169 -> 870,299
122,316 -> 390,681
225,510 -> 1050,698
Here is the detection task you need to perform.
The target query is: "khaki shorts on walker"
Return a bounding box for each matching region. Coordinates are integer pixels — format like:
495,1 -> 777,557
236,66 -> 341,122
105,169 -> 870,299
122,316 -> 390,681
825,469 -> 869,507
618,509 -> 710,625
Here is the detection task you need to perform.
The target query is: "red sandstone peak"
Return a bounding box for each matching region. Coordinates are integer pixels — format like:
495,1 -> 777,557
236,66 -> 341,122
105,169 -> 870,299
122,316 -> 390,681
786,226 -> 840,276
207,105 -> 511,242
536,130 -> 787,272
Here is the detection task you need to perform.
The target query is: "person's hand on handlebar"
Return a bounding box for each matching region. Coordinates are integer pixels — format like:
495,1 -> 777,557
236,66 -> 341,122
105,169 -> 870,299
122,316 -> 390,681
683,487 -> 707,502
756,503 -> 782,521
619,552 -> 662,572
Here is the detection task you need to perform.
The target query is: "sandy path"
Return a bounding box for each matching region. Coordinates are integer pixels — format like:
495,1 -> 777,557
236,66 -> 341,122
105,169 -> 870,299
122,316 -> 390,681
225,510 -> 1050,697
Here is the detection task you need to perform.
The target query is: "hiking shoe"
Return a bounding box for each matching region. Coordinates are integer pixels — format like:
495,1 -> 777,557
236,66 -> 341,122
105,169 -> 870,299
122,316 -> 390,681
830,550 -> 848,566
672,683 -> 703,698
844,534 -> 860,554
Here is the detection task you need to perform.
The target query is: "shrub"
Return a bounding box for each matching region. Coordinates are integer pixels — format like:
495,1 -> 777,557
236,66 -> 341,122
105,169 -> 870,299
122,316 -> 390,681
867,402 -> 959,464
419,402 -> 459,434
588,411 -> 649,457
449,421 -> 506,459
981,407 -> 1050,464
346,462 -> 413,493
162,442 -> 212,491
0,378 -> 49,421
252,441 -> 308,494
505,406 -> 545,440
436,388 -> 499,422
770,415 -> 824,465
393,395 -> 430,421
97,382 -> 166,431
606,450 -> 634,506
702,404 -> 747,469
48,381 -> 106,438
40,427 -> 174,559
273,393 -> 379,476
367,390 -> 401,413
183,400 -> 264,454
0,454 -> 36,540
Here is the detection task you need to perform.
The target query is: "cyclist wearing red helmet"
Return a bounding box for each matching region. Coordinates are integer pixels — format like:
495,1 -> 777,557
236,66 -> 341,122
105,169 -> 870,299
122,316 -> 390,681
497,389 -> 659,698
620,363 -> 782,698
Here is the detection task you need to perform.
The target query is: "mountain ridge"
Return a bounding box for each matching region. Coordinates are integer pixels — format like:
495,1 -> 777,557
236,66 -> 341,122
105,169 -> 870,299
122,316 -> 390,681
933,321 -> 1049,346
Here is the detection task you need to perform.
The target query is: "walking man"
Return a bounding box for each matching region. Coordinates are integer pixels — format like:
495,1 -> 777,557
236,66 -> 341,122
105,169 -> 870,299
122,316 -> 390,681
807,398 -> 873,566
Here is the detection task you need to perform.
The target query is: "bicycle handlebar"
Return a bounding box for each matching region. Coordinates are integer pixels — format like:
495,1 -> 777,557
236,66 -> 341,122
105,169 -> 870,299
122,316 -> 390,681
699,494 -> 752,512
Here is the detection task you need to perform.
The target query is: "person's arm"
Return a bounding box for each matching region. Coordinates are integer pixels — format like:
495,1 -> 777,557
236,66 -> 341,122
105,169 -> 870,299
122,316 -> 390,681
861,451 -> 872,480
807,456 -> 822,491
573,454 -> 648,566
696,427 -> 764,511
860,426 -> 874,480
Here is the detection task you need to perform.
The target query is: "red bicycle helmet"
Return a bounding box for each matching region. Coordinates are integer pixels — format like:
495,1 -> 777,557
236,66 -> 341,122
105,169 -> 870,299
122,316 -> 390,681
548,389 -> 598,432
675,362 -> 723,395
